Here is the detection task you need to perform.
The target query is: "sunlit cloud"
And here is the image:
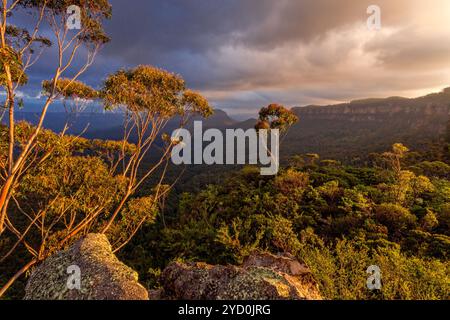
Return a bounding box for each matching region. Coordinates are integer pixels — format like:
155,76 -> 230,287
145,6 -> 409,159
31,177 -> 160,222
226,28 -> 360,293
14,0 -> 450,116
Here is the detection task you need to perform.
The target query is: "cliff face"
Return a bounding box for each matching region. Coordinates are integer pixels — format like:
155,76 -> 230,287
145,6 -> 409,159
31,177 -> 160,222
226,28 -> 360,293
293,89 -> 450,124
282,88 -> 450,161
296,104 -> 449,124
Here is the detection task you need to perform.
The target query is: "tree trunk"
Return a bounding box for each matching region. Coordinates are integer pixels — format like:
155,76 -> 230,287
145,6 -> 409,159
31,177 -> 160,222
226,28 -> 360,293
101,190 -> 132,234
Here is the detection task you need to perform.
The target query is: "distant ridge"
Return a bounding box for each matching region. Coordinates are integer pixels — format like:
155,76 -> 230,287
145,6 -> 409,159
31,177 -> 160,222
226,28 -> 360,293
283,87 -> 450,161
6,87 -> 450,161
293,87 -> 450,119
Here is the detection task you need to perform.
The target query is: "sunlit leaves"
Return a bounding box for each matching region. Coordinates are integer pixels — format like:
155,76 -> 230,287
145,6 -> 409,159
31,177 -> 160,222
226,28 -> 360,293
106,196 -> 158,247
0,46 -> 27,86
181,90 -> 214,118
101,65 -> 213,119
42,78 -> 99,100
256,103 -> 298,132
6,25 -> 51,52
102,66 -> 183,115
18,0 -> 112,44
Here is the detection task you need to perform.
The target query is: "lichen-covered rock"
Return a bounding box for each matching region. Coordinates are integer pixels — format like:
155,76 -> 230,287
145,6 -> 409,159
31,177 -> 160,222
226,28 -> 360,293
159,252 -> 321,300
242,252 -> 310,276
24,233 -> 149,300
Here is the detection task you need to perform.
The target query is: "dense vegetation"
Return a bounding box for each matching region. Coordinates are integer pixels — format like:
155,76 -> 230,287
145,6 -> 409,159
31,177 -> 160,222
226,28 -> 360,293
0,65 -> 213,298
0,0 -> 449,301
121,141 -> 450,300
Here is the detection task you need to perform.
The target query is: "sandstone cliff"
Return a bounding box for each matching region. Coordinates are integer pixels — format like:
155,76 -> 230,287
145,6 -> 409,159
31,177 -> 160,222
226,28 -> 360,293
282,87 -> 450,160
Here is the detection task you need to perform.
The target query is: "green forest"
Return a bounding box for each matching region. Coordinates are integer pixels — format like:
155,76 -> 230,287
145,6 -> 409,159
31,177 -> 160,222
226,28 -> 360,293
120,140 -> 450,300
0,0 -> 449,301
3,120 -> 450,299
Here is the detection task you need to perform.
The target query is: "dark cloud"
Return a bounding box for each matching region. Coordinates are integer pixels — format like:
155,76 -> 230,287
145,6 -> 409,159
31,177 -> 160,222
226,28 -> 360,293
8,0 -> 450,117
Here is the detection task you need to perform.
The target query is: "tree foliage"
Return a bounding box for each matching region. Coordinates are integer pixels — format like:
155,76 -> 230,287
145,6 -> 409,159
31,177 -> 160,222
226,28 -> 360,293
120,143 -> 450,300
255,103 -> 298,132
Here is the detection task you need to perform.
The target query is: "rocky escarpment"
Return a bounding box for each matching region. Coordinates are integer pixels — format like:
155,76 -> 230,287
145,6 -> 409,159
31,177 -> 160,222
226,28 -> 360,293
280,88 -> 450,160
24,234 -> 149,300
154,252 -> 322,300
24,234 -> 321,300
293,88 -> 450,124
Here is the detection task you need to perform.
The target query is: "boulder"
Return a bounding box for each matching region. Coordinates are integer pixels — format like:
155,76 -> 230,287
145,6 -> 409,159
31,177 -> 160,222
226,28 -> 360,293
159,252 -> 321,300
242,252 -> 310,276
24,233 -> 149,300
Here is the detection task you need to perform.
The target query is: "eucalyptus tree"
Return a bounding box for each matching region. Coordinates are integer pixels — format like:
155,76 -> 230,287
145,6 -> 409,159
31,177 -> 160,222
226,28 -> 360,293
0,65 -> 212,297
255,103 -> 299,173
0,0 -> 112,234
99,65 -> 213,247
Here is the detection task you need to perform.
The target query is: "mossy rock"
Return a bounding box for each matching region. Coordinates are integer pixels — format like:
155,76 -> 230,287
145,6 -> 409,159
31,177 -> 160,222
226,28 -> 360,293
24,234 -> 148,300
159,252 -> 321,300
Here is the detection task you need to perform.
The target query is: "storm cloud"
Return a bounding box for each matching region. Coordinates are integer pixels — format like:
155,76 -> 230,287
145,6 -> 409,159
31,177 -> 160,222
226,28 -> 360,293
13,0 -> 450,118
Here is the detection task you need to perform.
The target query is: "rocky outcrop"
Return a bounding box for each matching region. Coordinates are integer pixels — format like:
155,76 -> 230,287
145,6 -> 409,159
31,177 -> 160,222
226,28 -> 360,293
157,252 -> 321,300
24,234 -> 148,300
23,235 -> 320,300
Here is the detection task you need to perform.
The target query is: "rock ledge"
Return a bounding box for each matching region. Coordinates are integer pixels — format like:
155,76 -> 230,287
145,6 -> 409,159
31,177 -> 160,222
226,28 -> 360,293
24,233 -> 149,300
156,251 -> 321,300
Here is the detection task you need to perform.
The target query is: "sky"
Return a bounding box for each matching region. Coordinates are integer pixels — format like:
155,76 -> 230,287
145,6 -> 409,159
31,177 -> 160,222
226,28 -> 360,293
10,0 -> 450,119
